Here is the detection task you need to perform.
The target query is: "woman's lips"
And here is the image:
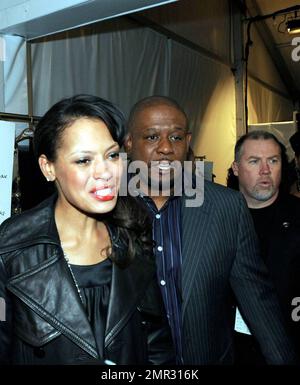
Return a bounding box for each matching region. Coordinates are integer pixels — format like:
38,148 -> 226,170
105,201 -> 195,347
91,187 -> 115,201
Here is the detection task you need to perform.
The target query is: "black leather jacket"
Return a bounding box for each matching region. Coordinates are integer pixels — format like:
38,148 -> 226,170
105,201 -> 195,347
0,195 -> 174,365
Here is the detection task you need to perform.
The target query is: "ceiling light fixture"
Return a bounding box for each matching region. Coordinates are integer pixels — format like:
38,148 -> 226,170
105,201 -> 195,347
286,18 -> 300,34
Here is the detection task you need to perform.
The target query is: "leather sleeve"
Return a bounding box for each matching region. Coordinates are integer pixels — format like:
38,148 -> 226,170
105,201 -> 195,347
138,275 -> 175,365
0,256 -> 13,364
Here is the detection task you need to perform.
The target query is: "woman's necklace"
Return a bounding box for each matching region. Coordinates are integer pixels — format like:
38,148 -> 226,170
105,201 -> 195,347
62,248 -> 84,304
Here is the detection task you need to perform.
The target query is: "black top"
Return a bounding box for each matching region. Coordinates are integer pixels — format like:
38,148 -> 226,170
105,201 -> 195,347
249,201 -> 278,263
249,194 -> 300,356
70,258 -> 112,359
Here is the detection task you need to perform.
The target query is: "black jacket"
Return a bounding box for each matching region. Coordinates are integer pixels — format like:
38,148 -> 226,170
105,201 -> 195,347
0,195 -> 174,365
181,182 -> 298,364
251,194 -> 300,356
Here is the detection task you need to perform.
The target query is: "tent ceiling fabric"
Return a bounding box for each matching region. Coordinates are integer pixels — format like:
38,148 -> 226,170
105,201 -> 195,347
0,0 -> 177,40
247,0 -> 300,100
1,0 -> 297,185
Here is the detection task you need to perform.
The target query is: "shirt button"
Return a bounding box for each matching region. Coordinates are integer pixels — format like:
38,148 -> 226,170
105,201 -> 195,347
155,214 -> 161,219
157,246 -> 163,252
160,280 -> 166,286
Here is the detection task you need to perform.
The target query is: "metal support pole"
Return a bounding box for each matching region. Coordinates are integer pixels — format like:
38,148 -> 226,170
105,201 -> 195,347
231,1 -> 246,137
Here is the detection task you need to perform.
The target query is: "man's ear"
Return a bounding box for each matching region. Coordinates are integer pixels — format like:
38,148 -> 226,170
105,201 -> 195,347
231,161 -> 239,176
123,133 -> 132,154
38,154 -> 56,182
186,133 -> 192,150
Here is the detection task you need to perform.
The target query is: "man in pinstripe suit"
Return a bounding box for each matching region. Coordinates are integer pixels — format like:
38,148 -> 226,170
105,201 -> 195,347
124,96 -> 297,365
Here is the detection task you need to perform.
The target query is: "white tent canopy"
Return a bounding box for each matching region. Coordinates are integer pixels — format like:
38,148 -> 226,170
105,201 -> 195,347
0,0 -> 297,187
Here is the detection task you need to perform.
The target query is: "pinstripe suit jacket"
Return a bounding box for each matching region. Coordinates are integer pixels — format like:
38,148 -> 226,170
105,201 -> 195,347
181,181 -> 297,364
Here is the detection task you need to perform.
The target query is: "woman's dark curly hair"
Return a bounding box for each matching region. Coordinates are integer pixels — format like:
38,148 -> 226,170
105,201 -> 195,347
33,94 -> 153,268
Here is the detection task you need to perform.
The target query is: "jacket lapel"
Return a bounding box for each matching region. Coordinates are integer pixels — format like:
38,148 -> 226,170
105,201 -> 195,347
7,253 -> 98,358
105,256 -> 154,347
181,190 -> 213,316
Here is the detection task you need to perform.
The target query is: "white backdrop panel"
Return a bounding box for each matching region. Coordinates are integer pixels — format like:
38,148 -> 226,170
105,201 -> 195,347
0,121 -> 15,224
